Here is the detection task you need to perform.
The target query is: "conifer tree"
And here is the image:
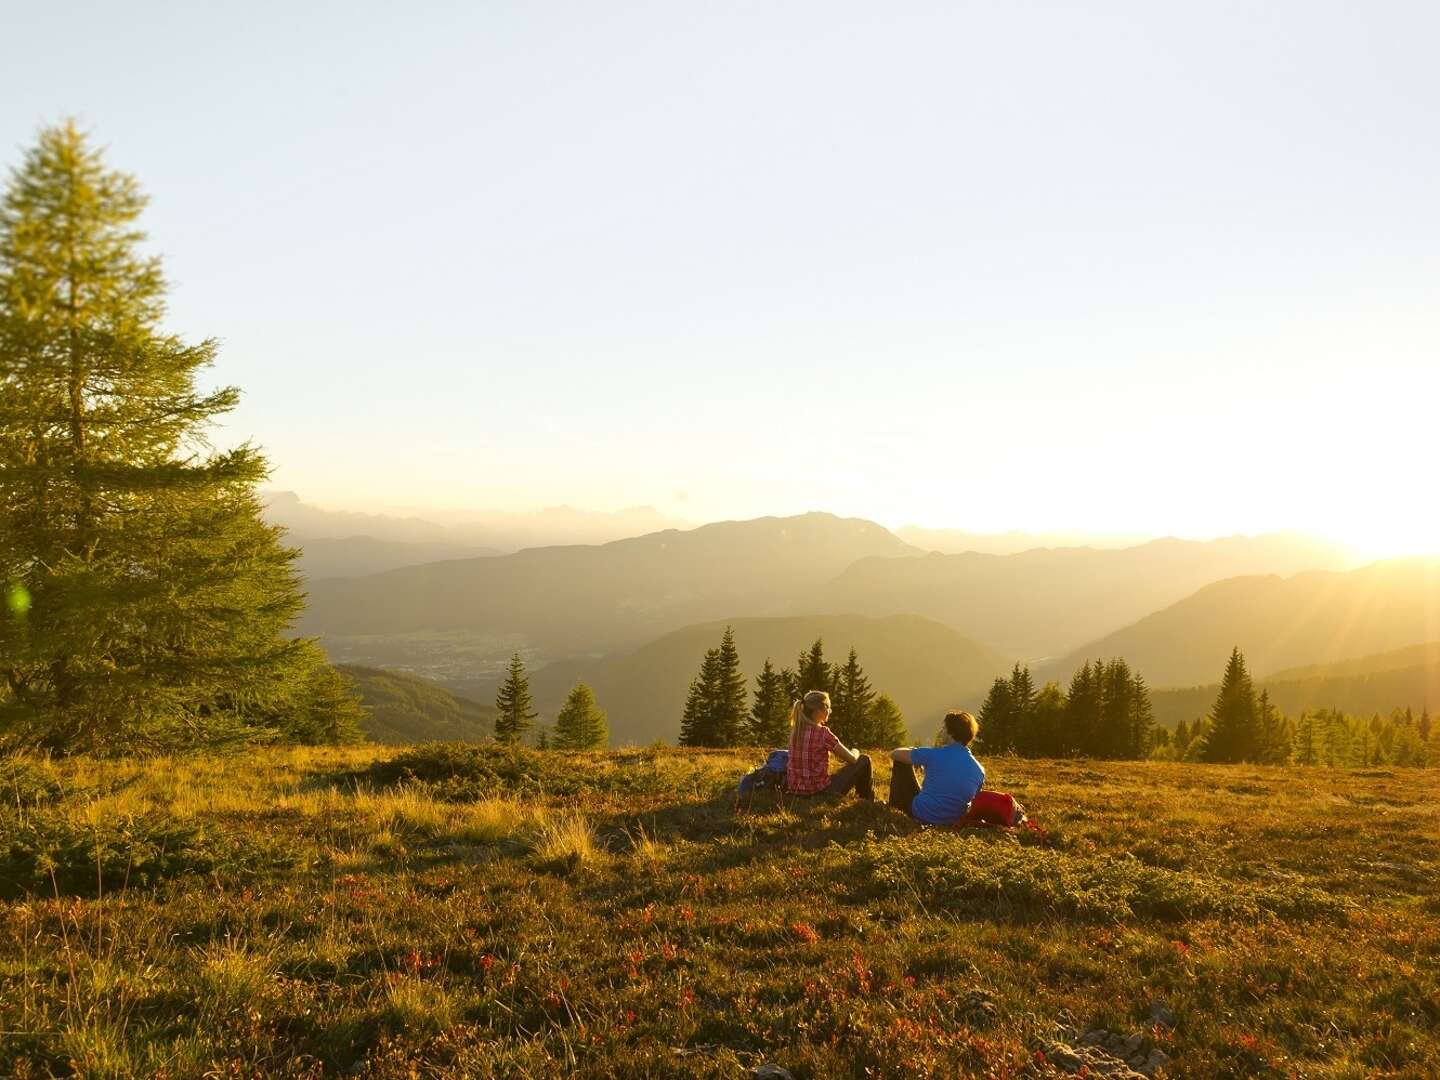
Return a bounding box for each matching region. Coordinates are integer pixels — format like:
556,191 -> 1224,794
867,693 -> 907,747
494,654 -> 537,744
1031,682 -> 1068,758
1064,661 -> 1103,756
831,648 -> 876,746
977,677 -> 1014,752
1006,664 -> 1037,754
1126,670 -> 1156,759
1200,647 -> 1259,763
796,639 -> 832,697
748,659 -> 791,746
712,625 -> 747,747
0,122 -> 360,752
1255,689 -> 1290,764
553,682 -> 608,749
1420,707 -> 1432,743
679,648 -> 720,746
1293,711 -> 1316,765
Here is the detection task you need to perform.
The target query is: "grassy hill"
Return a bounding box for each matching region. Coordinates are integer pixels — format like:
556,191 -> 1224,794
524,614 -> 1008,746
301,513 -> 922,672
3,746 -> 1435,1077
1150,642 -> 1440,727
340,665 -> 495,743
1039,557 -> 1440,689
816,533 -> 1357,658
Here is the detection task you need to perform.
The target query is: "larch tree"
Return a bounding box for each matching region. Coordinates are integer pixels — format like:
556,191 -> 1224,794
553,682 -> 608,749
0,122 -> 362,753
493,654 -> 537,744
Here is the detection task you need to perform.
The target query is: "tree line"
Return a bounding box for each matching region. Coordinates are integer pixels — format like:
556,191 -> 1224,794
678,628 -> 908,748
1161,648 -> 1437,767
978,659 -> 1156,759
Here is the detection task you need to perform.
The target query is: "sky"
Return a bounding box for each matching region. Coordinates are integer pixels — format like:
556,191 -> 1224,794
4,1 -> 1437,556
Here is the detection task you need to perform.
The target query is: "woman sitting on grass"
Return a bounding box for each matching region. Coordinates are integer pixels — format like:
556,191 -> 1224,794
887,710 -> 986,823
784,689 -> 875,802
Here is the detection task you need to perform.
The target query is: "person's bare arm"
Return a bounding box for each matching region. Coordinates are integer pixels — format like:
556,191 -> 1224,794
831,739 -> 860,765
890,747 -> 913,765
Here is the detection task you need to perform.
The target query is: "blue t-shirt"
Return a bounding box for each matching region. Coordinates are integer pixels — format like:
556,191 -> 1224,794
908,743 -> 985,824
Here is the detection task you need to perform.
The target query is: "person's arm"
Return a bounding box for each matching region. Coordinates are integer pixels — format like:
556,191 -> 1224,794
830,737 -> 860,765
890,747 -> 913,765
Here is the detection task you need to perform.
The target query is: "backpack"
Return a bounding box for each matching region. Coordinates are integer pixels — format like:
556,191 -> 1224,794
961,790 -> 1027,827
738,749 -> 790,798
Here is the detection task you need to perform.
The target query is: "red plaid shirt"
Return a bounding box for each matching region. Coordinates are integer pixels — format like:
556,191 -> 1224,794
787,723 -> 840,794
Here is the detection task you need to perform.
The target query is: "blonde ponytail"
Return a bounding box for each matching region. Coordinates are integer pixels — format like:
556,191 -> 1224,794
788,690 -> 830,755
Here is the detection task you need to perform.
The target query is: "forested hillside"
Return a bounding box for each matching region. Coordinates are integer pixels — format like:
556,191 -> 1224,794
339,666 -> 495,744
1150,642 -> 1440,727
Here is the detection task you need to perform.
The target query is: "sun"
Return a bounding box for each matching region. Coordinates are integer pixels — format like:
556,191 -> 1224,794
1330,519 -> 1440,561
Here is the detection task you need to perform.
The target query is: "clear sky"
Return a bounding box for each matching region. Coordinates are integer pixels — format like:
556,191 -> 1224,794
4,2 -> 1437,555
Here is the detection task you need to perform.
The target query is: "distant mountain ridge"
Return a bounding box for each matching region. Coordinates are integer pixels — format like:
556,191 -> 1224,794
1039,557 -> 1440,689
303,513 -> 923,672
814,532 -> 1357,658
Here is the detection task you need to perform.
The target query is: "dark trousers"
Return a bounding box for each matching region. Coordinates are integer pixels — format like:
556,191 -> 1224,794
888,760 -> 920,817
824,754 -> 874,800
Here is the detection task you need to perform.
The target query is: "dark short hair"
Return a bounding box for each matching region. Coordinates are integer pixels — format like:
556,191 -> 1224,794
944,710 -> 979,746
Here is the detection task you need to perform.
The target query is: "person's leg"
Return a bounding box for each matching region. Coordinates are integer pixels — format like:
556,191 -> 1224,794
825,754 -> 874,800
887,760 -> 920,816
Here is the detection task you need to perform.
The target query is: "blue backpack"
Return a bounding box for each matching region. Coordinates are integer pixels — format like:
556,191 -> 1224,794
738,749 -> 789,798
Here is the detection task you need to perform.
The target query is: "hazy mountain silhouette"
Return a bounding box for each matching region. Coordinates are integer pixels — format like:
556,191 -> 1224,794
520,614 -> 1007,747
895,525 -> 1153,555
1038,557 -> 1440,690
292,536 -> 499,579
1149,642 -> 1440,726
339,664 -> 495,744
264,491 -> 683,552
302,513 -> 923,664
815,533 -> 1357,658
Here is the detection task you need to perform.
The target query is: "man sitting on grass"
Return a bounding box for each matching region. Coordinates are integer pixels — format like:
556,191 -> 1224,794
887,710 -> 985,823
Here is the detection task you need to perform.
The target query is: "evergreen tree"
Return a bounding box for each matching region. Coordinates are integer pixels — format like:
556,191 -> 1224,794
493,654 -> 537,744
1420,707 -> 1432,743
0,122 -> 359,753
1064,661 -> 1103,756
1126,670 -> 1156,759
1096,659 -> 1135,758
1006,664 -> 1037,754
1031,682 -> 1067,758
779,666 -> 800,707
536,725 -> 551,750
1174,718 -> 1190,750
867,693 -> 907,747
977,677 -> 1014,752
1255,689 -> 1290,764
679,629 -> 746,747
712,625 -> 747,747
748,659 -> 791,746
831,648 -> 876,746
1200,648 -> 1259,763
679,648 -> 721,747
796,638 -> 832,697
553,682 -> 608,749
1293,711 -> 1317,765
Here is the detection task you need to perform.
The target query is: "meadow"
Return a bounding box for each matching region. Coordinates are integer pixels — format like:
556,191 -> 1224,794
1,746 -> 1436,1079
